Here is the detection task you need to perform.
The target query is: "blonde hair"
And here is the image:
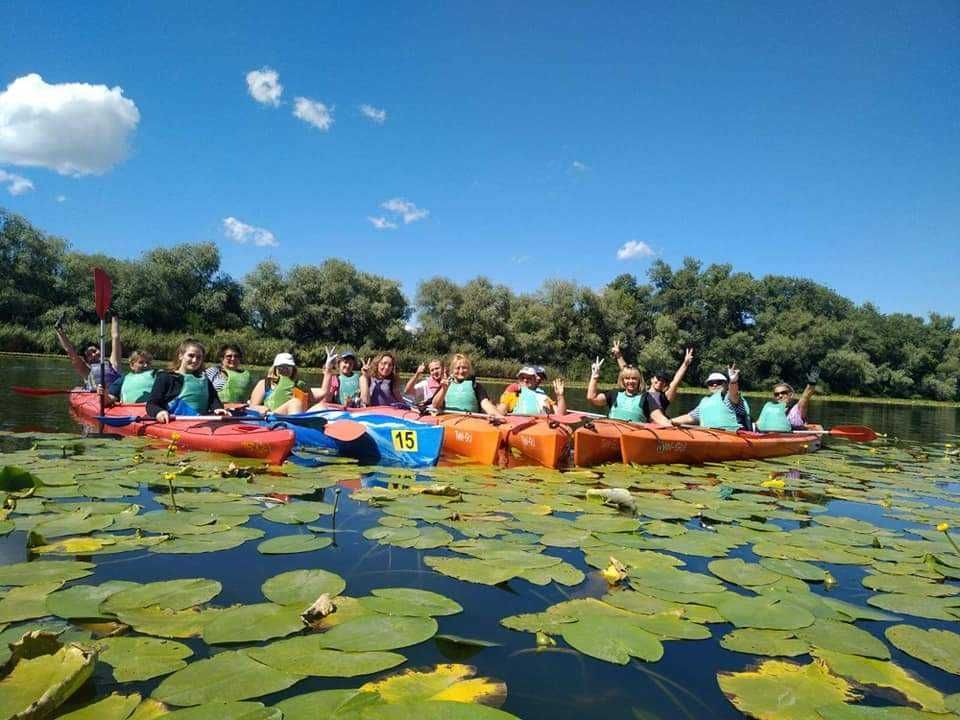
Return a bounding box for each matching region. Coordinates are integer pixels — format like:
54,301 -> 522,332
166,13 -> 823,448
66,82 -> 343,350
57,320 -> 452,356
128,349 -> 153,365
170,339 -> 205,371
618,365 -> 644,390
449,353 -> 473,376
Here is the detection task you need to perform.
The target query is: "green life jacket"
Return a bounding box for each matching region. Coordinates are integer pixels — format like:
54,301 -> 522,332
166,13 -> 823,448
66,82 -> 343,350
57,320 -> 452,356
219,368 -> 255,403
514,386 -> 549,415
608,391 -> 646,422
445,379 -> 479,412
697,391 -> 750,431
176,372 -> 209,414
337,373 -> 360,405
756,401 -> 792,432
120,369 -> 156,404
265,375 -> 307,411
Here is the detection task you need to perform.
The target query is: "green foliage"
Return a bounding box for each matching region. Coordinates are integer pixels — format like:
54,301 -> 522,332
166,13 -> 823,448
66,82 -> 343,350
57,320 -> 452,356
2,208 -> 958,400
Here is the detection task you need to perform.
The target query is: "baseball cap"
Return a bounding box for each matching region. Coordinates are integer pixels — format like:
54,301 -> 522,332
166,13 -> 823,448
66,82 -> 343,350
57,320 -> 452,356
652,370 -> 671,381
705,372 -> 727,385
338,350 -> 357,360
273,352 -> 296,367
517,366 -> 539,378
533,365 -> 548,379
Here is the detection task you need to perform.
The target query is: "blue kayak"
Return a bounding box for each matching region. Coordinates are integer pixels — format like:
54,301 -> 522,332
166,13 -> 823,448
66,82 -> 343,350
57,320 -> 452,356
278,411 -> 444,468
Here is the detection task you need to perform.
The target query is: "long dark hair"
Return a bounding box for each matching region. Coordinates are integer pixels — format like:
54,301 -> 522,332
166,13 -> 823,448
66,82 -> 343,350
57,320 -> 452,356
169,339 -> 206,371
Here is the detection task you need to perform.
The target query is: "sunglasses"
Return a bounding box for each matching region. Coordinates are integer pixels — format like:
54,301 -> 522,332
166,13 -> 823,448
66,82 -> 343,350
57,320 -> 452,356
706,380 -> 725,387
774,390 -> 791,398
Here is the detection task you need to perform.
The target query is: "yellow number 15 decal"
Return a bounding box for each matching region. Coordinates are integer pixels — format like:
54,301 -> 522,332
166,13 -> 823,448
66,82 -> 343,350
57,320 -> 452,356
391,429 -> 418,452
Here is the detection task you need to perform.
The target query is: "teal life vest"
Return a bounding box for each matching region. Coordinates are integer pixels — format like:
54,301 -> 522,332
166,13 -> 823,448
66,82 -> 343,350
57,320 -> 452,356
445,379 -> 479,412
514,386 -> 549,415
175,372 -> 209,414
120,369 -> 156,404
337,373 -> 360,405
265,375 -> 307,411
219,368 -> 255,403
756,401 -> 792,432
697,391 -> 750,431
608,391 -> 645,422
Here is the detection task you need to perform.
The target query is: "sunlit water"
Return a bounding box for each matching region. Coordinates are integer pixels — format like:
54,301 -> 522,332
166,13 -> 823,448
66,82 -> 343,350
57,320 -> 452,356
1,355 -> 958,719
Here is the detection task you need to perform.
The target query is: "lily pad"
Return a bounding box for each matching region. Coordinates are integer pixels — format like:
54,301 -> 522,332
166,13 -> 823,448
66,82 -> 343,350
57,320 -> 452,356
708,559 -> 781,587
719,628 -> 809,657
816,705 -> 946,719
202,603 -> 305,645
718,659 -> 857,720
114,606 -> 221,639
246,635 -> 405,677
573,514 -> 641,533
797,620 -> 891,660
360,588 -> 463,617
0,560 -> 93,586
716,595 -> 817,630
0,643 -> 97,719
759,558 -> 829,582
273,689 -> 383,720
57,692 -> 142,720
103,578 -> 222,613
46,581 -> 139,620
315,614 -> 438,652
151,527 -> 265,554
884,625 -> 960,675
98,636 -> 193,681
866,594 -> 960,621
262,501 -> 331,524
256,534 -> 332,554
152,650 -> 301,706
424,557 -> 518,586
360,663 -> 506,705
157,702 -> 279,720
261,568 -> 346,606
560,616 -> 663,663
359,702 -> 520,719
862,573 -> 959,597
0,582 -> 65,624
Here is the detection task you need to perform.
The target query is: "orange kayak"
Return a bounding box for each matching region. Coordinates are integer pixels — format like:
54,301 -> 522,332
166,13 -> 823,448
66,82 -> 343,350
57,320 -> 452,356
500,416 -> 572,469
69,394 -> 296,465
572,418 -> 635,466
435,414 -> 505,465
619,425 -> 820,465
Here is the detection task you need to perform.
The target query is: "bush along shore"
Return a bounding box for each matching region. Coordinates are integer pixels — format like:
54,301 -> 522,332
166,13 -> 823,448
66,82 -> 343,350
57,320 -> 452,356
3,207 -> 959,401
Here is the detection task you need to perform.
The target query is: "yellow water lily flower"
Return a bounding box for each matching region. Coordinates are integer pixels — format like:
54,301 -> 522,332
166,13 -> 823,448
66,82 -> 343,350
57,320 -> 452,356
937,522 -> 950,532
761,479 -> 785,489
601,556 -> 628,585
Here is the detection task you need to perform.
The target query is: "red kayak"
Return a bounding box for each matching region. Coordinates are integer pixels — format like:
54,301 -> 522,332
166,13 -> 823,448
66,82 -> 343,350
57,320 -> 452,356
69,393 -> 295,465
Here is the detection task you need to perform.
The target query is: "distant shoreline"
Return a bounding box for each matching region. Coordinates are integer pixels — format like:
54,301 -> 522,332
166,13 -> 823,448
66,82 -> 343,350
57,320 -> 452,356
4,351 -> 958,409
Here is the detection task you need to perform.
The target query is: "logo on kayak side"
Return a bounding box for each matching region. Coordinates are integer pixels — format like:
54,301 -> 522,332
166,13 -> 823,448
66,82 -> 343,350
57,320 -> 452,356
656,441 -> 687,454
520,436 -> 538,448
454,430 -> 473,444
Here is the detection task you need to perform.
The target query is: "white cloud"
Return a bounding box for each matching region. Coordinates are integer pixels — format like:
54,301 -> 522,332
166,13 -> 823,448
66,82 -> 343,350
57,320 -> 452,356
571,160 -> 588,172
511,255 -> 531,264
616,240 -> 655,260
0,169 -> 34,195
381,197 -> 429,224
0,73 -> 140,176
222,216 -> 278,247
246,67 -> 283,107
56,194 -> 66,202
293,97 -> 334,131
359,104 -> 386,124
368,216 -> 398,230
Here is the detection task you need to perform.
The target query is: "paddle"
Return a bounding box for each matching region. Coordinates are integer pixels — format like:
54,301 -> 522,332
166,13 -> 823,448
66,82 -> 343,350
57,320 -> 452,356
92,268 -> 115,438
806,425 -> 878,442
12,387 -> 92,396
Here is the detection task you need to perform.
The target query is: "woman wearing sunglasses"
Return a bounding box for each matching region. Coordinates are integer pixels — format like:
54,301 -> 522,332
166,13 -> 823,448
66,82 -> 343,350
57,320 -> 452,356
670,364 -> 750,431
755,369 -> 820,432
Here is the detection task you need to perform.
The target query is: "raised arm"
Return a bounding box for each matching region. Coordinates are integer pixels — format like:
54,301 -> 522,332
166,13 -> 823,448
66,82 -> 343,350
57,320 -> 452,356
726,363 -> 741,405
666,347 -> 694,402
404,363 -> 426,395
586,357 -> 608,409
54,325 -> 90,380
611,339 -> 627,370
553,378 -> 567,415
359,357 -> 373,405
796,368 -> 819,418
109,316 -> 122,370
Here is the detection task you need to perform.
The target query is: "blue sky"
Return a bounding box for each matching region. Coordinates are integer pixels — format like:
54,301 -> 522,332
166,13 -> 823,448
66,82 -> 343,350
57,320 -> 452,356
2,1 -> 957,318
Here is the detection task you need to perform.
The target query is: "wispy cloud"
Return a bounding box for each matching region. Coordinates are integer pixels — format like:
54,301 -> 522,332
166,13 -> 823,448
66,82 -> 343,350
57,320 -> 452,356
0,73 -> 140,176
56,194 -> 66,203
222,216 -> 278,247
571,160 -> 588,172
381,197 -> 429,224
293,97 -> 334,131
511,255 -> 531,265
359,104 -> 386,124
0,169 -> 34,195
245,67 -> 283,107
368,216 -> 398,230
616,240 -> 655,260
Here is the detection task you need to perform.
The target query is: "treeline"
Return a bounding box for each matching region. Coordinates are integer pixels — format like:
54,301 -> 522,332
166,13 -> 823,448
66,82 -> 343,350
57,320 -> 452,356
3,208 -> 959,400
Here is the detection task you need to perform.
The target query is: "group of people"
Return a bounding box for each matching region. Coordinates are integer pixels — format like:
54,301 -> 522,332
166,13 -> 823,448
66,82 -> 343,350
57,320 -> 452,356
56,319 -> 818,432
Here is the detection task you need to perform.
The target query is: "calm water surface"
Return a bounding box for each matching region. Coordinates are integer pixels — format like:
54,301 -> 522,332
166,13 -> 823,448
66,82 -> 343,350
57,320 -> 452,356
1,355 -> 959,719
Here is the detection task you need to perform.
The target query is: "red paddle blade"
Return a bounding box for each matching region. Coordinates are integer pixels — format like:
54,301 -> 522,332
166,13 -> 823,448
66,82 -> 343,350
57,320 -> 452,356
94,268 -> 112,319
830,425 -> 878,442
12,386 -> 85,396
325,419 -> 367,443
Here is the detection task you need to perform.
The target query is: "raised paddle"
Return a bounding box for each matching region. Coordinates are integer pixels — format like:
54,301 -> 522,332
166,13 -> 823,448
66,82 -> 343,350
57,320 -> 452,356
801,425 -> 878,442
12,387 -> 92,396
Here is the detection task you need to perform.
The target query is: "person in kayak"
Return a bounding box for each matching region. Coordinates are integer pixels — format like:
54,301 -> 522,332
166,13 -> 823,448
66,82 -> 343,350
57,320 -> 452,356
612,343 -> 694,420
431,353 -> 502,416
146,339 -> 229,423
249,353 -> 310,415
361,352 -> 406,406
756,369 -> 821,432
404,358 -> 444,405
585,359 -> 670,425
204,344 -> 256,403
670,364 -> 751,431
55,315 -> 122,390
312,347 -> 362,407
105,350 -> 156,405
498,366 -> 567,415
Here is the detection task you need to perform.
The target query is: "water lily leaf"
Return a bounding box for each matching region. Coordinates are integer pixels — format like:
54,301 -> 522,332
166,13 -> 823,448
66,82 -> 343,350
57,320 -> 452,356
630,567 -> 725,594
759,558 -> 829,582
273,689 -> 383,720
202,603 -> 305,645
151,527 -> 265,554
518,561 -> 585,587
114,606 -> 221,639
718,659 -> 857,720
816,704 -> 945,719
46,581 -> 139,620
262,501 -> 329,525
719,628 -> 809,657
0,582 -> 64,623
861,573 -> 958,597
360,588 -> 463,617
797,620 -> 891,659
32,511 -> 113,538
365,526 -> 421,544
0,643 -> 97,719
261,568 -> 346,606
246,635 -> 405,677
256,534 -> 332,554
359,702 -> 520,719
884,625 -> 960,675
158,702 -> 279,720
602,591 -> 679,616
0,560 -> 93,586
708,559 -> 781,587
632,613 -> 712,640
500,612 -> 576,635
30,535 -> 119,555
813,649 -> 947,713
866,594 -> 960,621
822,598 -> 900,623
538,528 -> 593,547
98,636 -> 193,681
360,663 -> 506,706
57,692 -> 141,720
716,595 -> 817,630
573,515 -> 641,533
424,557 -> 518,586
315,614 -> 438,652
103,578 -> 222,613
153,650 -> 301,706
560,616 -> 663,664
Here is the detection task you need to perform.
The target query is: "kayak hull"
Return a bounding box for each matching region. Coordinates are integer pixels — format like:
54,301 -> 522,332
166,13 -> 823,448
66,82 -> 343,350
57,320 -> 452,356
434,414 -> 505,465
69,394 -> 295,464
572,419 -> 634,466
501,416 -> 572,469
619,425 -> 820,465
